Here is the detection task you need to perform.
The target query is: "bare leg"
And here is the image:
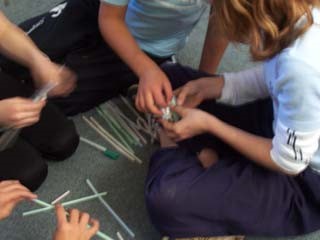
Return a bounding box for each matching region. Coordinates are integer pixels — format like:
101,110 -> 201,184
197,148 -> 218,169
158,128 -> 178,148
158,129 -> 218,168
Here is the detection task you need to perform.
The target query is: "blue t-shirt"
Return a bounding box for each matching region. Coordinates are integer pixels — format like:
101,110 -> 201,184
100,0 -> 209,57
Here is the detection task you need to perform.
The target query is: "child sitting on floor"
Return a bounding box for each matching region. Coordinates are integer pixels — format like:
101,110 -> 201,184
145,0 -> 320,239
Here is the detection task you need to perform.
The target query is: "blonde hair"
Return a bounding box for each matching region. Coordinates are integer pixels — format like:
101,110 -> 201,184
213,0 -> 320,60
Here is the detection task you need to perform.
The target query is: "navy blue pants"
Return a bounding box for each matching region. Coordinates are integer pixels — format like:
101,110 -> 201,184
145,64 -> 320,238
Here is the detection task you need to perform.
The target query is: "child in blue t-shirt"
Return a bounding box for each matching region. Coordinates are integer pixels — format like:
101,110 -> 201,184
146,0 -> 320,238
98,0 -> 228,115
0,0 -> 228,115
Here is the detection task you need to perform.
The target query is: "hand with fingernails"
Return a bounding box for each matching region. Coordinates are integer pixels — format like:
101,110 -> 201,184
0,180 -> 37,220
0,97 -> 46,129
136,66 -> 173,116
174,76 -> 224,108
159,106 -> 212,142
53,205 -> 100,240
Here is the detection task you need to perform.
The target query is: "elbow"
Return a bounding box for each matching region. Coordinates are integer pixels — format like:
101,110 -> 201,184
270,153 -> 307,176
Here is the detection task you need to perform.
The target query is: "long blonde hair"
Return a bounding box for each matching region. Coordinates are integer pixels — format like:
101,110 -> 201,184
213,0 -> 320,60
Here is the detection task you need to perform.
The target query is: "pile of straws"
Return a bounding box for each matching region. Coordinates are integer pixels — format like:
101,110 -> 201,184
23,179 -> 135,240
82,96 -> 160,164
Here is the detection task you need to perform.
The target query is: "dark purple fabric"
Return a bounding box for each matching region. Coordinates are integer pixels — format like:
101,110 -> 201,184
145,63 -> 320,238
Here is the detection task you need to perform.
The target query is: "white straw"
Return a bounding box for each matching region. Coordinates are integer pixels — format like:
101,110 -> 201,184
80,137 -> 106,152
106,102 -> 147,145
120,95 -> 141,119
104,103 -> 142,145
86,179 -> 135,238
82,116 -> 136,162
51,190 -> 70,205
89,117 -> 143,164
27,196 -> 114,240
23,192 -> 107,216
117,232 -> 125,240
89,117 -> 137,161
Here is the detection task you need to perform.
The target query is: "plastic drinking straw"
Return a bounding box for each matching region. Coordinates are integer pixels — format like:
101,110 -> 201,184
120,95 -> 153,138
23,192 -> 107,216
86,179 -> 135,238
51,190 -> 70,205
106,102 -> 143,144
87,116 -> 140,163
117,232 -> 125,240
0,82 -> 58,151
99,105 -> 137,146
106,102 -> 147,145
98,105 -> 136,145
82,116 -> 135,162
97,107 -> 134,148
89,117 -> 143,164
96,108 -> 134,153
103,103 -> 141,146
80,137 -> 120,160
90,117 -> 140,163
26,196 -> 114,240
119,95 -> 141,119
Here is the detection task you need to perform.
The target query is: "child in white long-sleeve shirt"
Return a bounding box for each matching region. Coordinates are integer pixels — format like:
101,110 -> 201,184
145,0 -> 320,239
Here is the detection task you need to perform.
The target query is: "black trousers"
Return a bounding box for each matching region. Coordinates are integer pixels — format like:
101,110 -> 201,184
0,0 -> 169,116
0,72 -> 79,191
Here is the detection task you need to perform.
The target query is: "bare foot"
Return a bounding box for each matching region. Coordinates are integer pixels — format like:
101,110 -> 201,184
198,148 -> 218,169
158,128 -> 178,148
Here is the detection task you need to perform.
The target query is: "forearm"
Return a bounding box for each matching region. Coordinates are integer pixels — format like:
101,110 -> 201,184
206,115 -> 286,173
218,64 -> 269,106
98,4 -> 158,78
0,12 -> 47,69
199,15 -> 228,74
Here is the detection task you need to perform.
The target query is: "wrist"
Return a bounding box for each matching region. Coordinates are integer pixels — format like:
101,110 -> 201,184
201,76 -> 224,100
132,52 -> 158,78
29,51 -> 50,71
212,75 -> 225,99
206,113 -> 222,135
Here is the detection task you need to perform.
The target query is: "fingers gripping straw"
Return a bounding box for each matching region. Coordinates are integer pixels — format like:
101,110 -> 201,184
0,82 -> 58,151
161,96 -> 180,122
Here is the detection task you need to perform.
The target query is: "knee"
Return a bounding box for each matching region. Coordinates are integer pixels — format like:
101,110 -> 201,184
19,160 -> 48,192
145,181 -> 181,221
45,121 -> 79,161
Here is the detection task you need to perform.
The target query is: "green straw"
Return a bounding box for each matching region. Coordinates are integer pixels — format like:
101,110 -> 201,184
23,192 -> 107,216
98,106 -> 137,146
96,108 -> 134,153
25,195 -> 114,240
103,103 -> 141,146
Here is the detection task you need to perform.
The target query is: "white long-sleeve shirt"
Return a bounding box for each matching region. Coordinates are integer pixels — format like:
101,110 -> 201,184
218,8 -> 320,174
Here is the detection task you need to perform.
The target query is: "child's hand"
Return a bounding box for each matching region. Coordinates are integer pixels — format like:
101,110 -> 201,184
174,76 -> 224,107
0,97 -> 46,129
0,180 -> 37,220
53,205 -> 99,240
31,57 -> 76,97
160,106 -> 211,141
136,67 -> 173,116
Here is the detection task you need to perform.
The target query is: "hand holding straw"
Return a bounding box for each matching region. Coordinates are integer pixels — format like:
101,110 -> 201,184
24,196 -> 113,240
23,192 -> 107,216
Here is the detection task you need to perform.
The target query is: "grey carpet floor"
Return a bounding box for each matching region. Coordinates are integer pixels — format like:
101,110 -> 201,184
0,1 -> 320,240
